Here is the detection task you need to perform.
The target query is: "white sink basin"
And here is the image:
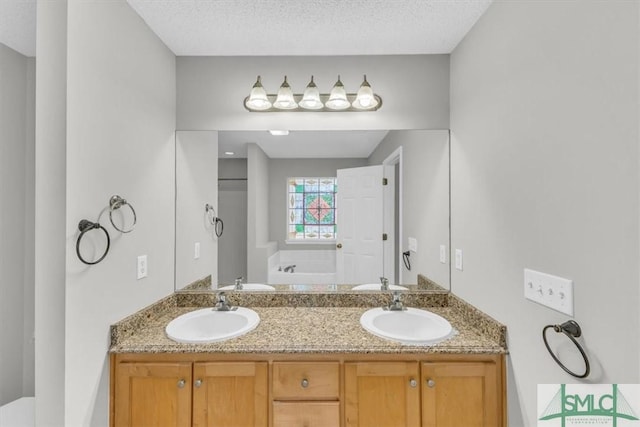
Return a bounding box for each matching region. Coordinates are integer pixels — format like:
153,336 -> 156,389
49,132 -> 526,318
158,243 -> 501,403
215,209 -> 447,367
218,283 -> 276,291
166,307 -> 260,344
360,307 -> 453,345
352,284 -> 409,291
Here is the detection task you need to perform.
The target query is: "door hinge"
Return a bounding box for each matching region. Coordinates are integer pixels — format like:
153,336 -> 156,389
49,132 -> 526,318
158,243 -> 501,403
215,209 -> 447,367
382,233 -> 388,241
382,178 -> 388,186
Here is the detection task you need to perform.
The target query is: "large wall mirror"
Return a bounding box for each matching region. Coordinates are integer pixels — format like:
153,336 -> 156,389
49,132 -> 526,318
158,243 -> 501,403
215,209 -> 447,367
175,129 -> 450,292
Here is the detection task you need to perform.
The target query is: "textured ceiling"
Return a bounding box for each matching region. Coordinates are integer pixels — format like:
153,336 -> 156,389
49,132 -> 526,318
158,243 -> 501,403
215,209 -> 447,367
0,0 -> 36,56
0,0 -> 492,58
127,0 -> 493,56
219,130 -> 390,158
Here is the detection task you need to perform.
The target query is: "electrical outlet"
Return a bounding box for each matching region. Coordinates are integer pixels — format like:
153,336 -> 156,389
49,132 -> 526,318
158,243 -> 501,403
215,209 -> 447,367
439,245 -> 447,263
524,268 -> 574,316
194,242 -> 200,259
137,255 -> 148,280
454,249 -> 463,271
408,237 -> 418,253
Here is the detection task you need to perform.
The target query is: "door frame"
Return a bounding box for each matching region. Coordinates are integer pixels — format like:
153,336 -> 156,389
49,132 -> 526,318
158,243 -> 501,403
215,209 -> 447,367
382,147 -> 403,285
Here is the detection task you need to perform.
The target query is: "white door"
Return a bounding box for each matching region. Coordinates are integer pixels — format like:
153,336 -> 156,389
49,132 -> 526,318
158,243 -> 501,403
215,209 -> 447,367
336,165 -> 384,283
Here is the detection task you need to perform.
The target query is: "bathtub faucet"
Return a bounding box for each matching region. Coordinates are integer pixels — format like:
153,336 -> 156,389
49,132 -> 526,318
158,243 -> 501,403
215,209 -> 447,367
284,265 -> 296,273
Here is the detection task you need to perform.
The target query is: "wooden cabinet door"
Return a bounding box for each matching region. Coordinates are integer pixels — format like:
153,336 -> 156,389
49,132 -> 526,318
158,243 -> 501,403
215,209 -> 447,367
421,362 -> 499,427
114,362 -> 192,427
345,362 -> 420,427
273,402 -> 340,427
193,362 -> 268,427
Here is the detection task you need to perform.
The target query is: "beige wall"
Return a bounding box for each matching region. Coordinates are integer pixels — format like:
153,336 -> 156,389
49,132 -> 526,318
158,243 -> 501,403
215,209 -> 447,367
450,1 -> 639,425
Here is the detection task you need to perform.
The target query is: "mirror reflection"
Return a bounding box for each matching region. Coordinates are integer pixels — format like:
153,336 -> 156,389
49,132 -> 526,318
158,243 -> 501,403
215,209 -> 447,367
175,130 -> 450,292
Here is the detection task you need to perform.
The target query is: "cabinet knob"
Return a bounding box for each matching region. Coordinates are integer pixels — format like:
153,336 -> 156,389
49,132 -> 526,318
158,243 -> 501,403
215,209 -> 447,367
409,379 -> 417,388
427,378 -> 435,388
301,378 -> 309,388
177,379 -> 186,389
194,379 -> 202,388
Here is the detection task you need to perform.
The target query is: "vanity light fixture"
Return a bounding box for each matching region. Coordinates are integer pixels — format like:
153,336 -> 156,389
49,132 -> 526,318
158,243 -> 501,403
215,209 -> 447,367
272,76 -> 298,110
244,76 -> 272,111
325,75 -> 350,110
298,76 -> 323,110
244,75 -> 382,112
352,75 -> 379,110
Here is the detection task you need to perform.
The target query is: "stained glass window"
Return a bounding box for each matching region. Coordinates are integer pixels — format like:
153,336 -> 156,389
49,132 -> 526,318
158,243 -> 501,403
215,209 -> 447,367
287,177 -> 337,241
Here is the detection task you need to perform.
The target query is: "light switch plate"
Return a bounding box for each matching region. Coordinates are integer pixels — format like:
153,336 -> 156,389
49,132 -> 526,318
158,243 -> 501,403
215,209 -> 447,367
439,245 -> 447,263
524,268 -> 574,316
454,249 -> 463,271
137,255 -> 148,280
408,237 -> 418,253
194,242 -> 201,259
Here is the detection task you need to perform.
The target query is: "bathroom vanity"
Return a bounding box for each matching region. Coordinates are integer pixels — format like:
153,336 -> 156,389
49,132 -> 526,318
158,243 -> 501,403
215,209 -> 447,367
109,291 -> 506,427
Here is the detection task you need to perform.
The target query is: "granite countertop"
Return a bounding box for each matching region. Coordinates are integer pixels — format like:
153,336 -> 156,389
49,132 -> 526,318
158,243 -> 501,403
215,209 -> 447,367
110,291 -> 507,355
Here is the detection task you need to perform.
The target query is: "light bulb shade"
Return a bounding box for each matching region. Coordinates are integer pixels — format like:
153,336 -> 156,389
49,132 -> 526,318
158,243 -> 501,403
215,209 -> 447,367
245,76 -> 272,111
352,75 -> 379,110
325,76 -> 350,110
299,76 -> 324,110
273,76 -> 298,110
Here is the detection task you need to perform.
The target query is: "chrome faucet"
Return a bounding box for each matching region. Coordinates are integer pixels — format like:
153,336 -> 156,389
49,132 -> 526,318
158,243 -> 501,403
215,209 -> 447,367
234,276 -> 244,290
380,276 -> 390,291
283,264 -> 296,273
214,292 -> 235,311
385,291 -> 406,311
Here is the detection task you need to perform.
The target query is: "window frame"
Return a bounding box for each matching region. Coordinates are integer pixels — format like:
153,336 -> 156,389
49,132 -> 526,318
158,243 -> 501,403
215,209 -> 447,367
285,177 -> 338,244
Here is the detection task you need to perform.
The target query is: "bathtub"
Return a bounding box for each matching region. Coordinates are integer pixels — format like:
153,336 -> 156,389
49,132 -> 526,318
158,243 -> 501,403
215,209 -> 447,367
268,250 -> 337,285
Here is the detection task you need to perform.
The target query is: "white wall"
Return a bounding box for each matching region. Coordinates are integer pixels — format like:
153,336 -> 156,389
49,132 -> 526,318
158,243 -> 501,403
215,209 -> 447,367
450,2 -> 639,426
175,131 -> 218,289
34,0 -> 67,423
247,144 -> 277,282
218,159 -> 248,285
0,43 -> 34,405
63,1 -> 176,425
22,56 -> 36,399
368,130 -> 450,287
268,158 -> 368,250
177,55 -> 449,131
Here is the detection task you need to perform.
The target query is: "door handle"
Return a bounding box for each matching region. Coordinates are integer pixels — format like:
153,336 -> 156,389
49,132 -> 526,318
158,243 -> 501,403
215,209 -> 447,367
336,243 -> 343,249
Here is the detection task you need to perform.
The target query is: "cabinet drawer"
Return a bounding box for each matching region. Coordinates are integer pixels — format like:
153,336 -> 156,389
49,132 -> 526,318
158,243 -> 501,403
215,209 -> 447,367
272,362 -> 340,400
273,402 -> 340,427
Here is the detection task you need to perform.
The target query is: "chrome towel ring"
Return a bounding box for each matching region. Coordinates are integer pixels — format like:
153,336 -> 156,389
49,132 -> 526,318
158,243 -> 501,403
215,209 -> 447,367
543,320 -> 590,378
109,195 -> 137,233
76,220 -> 111,265
205,204 -> 224,237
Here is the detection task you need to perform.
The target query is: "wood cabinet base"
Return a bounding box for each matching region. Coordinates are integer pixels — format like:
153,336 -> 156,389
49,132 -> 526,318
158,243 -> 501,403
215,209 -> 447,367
111,352 -> 505,427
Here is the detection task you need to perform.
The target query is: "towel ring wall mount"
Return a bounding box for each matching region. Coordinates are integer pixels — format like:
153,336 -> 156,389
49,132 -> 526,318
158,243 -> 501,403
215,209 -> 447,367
75,195 -> 137,265
109,195 -> 137,233
542,320 -> 590,378
205,203 -> 224,238
76,220 -> 111,265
